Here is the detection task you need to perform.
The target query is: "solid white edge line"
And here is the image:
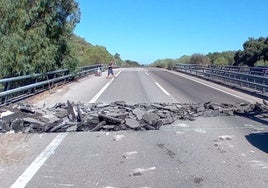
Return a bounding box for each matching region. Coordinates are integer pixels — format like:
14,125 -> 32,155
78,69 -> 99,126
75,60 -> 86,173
10,133 -> 68,188
169,70 -> 254,103
154,81 -> 170,96
89,70 -> 122,103
11,71 -> 123,188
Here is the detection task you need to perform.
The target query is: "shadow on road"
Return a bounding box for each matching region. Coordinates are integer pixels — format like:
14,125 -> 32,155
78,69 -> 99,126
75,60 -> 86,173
245,132 -> 268,153
235,111 -> 268,125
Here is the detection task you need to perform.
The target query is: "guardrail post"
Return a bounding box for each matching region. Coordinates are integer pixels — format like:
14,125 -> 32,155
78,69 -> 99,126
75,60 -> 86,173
2,82 -> 10,104
31,77 -> 37,94
262,78 -> 265,93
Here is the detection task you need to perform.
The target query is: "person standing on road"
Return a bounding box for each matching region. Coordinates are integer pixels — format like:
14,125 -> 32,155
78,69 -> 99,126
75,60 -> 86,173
107,60 -> 115,78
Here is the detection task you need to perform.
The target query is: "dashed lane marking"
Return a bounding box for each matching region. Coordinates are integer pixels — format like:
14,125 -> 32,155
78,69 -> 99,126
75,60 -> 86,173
145,70 -> 180,102
154,81 -> 170,96
169,70 -> 254,103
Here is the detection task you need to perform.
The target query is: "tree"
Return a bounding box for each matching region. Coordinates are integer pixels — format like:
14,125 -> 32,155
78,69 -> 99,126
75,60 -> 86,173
69,35 -> 127,66
176,55 -> 191,64
113,53 -> 125,66
234,37 -> 268,67
151,58 -> 175,68
125,60 -> 140,67
114,53 -> 120,59
207,51 -> 235,65
189,53 -> 210,65
0,0 -> 80,77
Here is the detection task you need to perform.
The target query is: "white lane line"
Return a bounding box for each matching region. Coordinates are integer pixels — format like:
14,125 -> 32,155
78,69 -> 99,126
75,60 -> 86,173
115,70 -> 122,77
11,71 -> 122,187
161,125 -> 268,131
133,167 -> 157,173
169,71 -> 253,102
11,133 -> 68,188
144,71 -> 149,76
154,81 -> 170,96
89,70 -> 122,103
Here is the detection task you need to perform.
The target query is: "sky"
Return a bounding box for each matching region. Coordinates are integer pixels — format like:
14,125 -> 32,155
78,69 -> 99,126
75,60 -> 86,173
74,0 -> 268,64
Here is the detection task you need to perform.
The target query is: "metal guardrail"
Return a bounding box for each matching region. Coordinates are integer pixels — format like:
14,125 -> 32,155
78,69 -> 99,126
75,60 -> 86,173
0,64 -> 102,104
204,65 -> 268,76
174,64 -> 268,94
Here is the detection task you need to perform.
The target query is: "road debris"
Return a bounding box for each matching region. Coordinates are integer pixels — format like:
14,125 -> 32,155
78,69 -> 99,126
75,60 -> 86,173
0,100 -> 267,133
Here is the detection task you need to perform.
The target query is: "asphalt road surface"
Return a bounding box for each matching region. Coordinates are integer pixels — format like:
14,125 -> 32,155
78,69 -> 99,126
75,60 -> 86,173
1,68 -> 268,188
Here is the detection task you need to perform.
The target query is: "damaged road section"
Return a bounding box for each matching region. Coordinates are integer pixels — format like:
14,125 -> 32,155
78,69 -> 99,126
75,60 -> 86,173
0,100 -> 267,133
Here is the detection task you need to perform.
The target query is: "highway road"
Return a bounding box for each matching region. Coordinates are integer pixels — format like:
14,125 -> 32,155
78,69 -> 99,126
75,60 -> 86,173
1,68 -> 268,188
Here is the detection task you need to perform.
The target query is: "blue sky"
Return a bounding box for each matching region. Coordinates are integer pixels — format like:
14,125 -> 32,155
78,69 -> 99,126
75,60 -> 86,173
74,0 -> 268,64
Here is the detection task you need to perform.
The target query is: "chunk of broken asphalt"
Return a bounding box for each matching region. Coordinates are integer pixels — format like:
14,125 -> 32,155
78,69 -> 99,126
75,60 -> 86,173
0,101 -> 267,133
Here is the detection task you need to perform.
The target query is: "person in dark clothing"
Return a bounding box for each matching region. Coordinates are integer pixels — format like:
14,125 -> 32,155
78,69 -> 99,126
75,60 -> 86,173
107,60 -> 115,78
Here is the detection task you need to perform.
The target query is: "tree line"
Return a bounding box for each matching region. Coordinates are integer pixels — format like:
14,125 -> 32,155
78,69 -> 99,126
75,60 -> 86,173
0,1 -> 267,78
152,37 -> 268,68
70,35 -> 140,67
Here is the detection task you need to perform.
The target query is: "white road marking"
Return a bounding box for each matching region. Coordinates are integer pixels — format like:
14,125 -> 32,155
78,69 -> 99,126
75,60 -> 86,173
144,71 -> 149,76
124,151 -> 138,156
115,70 -> 121,77
10,133 -> 68,188
154,81 -> 170,96
89,70 -> 122,103
0,110 -> 14,118
113,134 -> 125,141
123,151 -> 138,159
162,125 -> 268,131
227,144 -> 234,148
194,129 -> 207,133
172,122 -> 189,128
10,70 -> 121,187
169,70 -> 254,102
57,183 -> 75,187
249,160 -> 268,169
244,124 -> 254,128
133,167 -> 157,173
218,135 -> 233,140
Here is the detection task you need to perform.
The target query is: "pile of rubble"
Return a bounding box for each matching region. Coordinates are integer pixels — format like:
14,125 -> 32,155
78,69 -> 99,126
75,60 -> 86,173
0,100 -> 267,133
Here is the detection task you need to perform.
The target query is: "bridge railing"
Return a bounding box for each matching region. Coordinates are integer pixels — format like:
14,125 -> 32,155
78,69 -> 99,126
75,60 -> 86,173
0,64 -> 102,105
174,64 -> 268,94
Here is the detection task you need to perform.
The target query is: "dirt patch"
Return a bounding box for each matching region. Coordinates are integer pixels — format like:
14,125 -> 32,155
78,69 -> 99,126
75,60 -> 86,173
0,133 -> 30,165
25,83 -> 69,104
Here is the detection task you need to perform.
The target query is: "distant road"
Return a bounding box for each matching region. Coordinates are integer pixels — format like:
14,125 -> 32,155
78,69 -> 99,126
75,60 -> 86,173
2,68 -> 268,188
